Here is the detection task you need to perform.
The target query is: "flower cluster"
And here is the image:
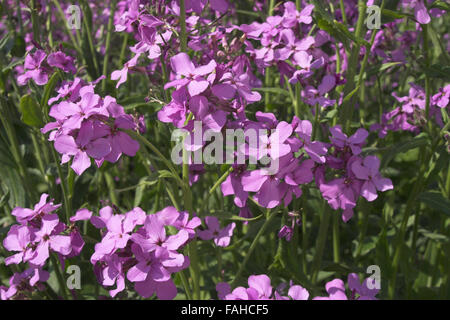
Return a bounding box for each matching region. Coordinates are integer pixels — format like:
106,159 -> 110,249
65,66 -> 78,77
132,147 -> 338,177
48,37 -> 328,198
17,49 -> 76,86
1,194 -> 89,300
371,83 -> 449,138
42,78 -> 143,175
216,273 -> 379,300
90,206 -> 200,299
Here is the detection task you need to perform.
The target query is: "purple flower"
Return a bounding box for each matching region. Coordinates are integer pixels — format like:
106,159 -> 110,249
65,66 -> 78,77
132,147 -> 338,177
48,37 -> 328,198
17,50 -> 49,86
101,253 -> 126,298
282,2 -> 315,27
164,53 -> 217,97
314,274 -> 379,300
329,125 -> 368,155
294,119 -> 328,163
0,267 -> 49,300
351,156 -> 393,201
432,84 -> 450,108
47,51 -> 76,74
11,193 -> 61,225
275,29 -> 314,61
111,53 -> 141,88
29,214 -> 72,266
221,165 -> 249,208
313,279 -> 348,300
197,216 -> 236,247
225,274 -> 273,300
3,225 -> 35,265
131,214 -> 189,253
319,176 -> 362,222
54,133 -> 111,176
347,273 -> 379,300
171,211 -> 202,239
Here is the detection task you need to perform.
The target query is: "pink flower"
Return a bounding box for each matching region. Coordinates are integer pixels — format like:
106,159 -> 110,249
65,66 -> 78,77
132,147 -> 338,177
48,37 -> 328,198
164,52 -> 217,97
3,225 -> 35,265
351,156 -> 393,201
329,125 -> 368,155
28,214 -> 72,266
11,193 -> 61,224
17,50 -> 49,86
313,279 -> 348,300
197,216 -> 236,247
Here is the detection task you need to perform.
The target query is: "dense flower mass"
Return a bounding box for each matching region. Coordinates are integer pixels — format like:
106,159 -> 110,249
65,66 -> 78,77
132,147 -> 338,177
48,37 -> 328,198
0,0 -> 448,302
90,206 -> 198,299
42,79 -> 143,175
216,273 -> 379,300
1,195 -> 88,299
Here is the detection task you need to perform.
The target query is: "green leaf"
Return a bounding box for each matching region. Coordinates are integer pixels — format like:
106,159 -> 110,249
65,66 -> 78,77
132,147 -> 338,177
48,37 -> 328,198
316,18 -> 349,49
366,62 -> 402,77
207,209 -> 264,222
41,73 -> 60,109
0,32 -> 13,53
333,20 -> 370,47
253,87 -> 290,97
2,57 -> 25,73
342,85 -> 360,104
0,189 -> 10,209
418,191 -> 450,217
134,175 -> 158,207
323,262 -> 354,274
418,229 -> 449,243
380,134 -> 429,168
19,94 -> 44,127
158,170 -> 176,179
10,35 -> 25,57
430,1 -> 450,12
422,64 -> 450,81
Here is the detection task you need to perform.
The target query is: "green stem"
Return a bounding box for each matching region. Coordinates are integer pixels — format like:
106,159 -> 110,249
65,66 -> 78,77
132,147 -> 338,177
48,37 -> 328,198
178,1 -> 200,299
101,0 -> 118,93
339,0 -> 366,133
51,0 -> 82,55
311,203 -> 332,284
138,140 -> 181,210
200,166 -> 233,215
50,254 -> 68,300
216,246 -> 223,280
104,171 -> 119,204
179,0 -> 187,52
50,148 -> 71,223
16,0 -> 24,35
268,0 -> 275,16
312,104 -> 320,141
388,148 -> 432,298
30,0 -> 41,43
302,210 -> 308,274
339,0 -> 348,25
332,213 -> 340,263
125,129 -> 184,188
80,0 -> 100,77
295,83 -> 302,118
179,270 -> 193,300
119,33 -> 129,66
231,210 -> 278,287
0,98 -> 36,201
422,24 -> 432,133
